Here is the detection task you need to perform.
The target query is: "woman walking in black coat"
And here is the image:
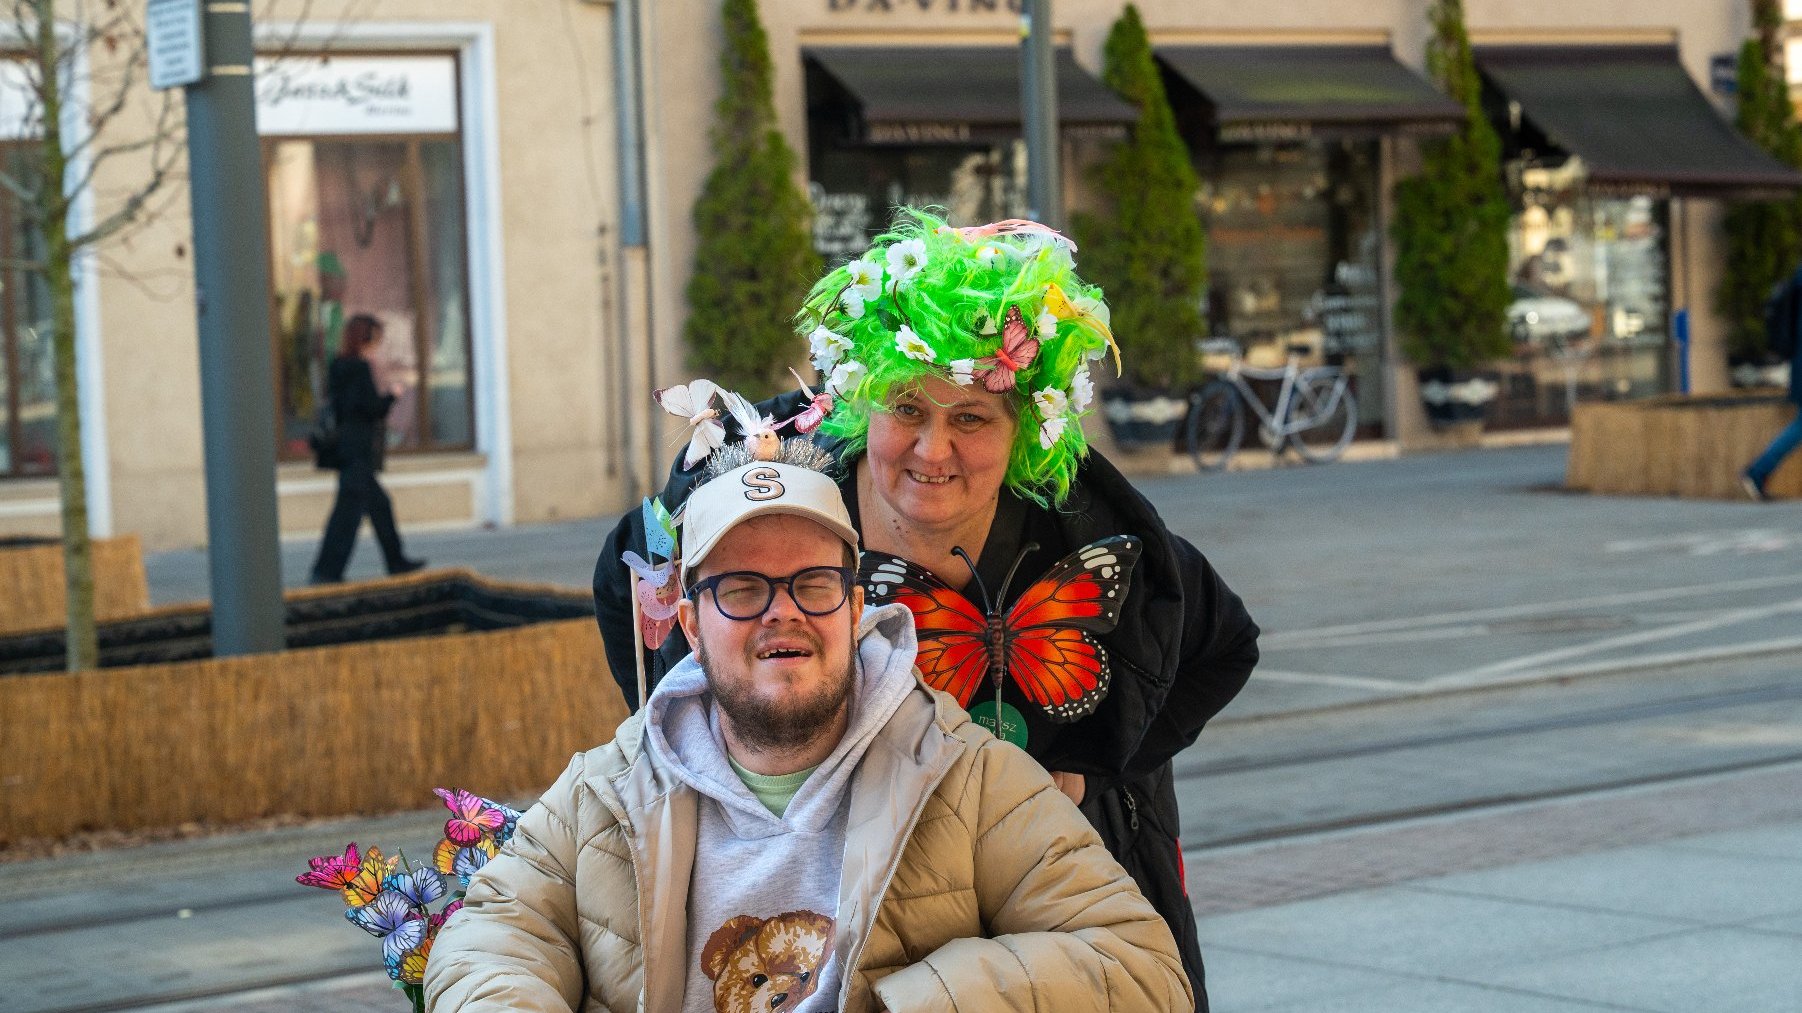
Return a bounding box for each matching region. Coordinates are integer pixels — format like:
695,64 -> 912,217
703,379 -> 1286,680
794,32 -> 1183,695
309,314 -> 425,583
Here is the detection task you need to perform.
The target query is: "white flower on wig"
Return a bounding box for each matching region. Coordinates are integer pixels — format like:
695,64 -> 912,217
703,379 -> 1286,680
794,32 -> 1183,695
886,239 -> 928,287
842,288 -> 867,319
1036,311 -> 1059,339
895,326 -> 936,362
808,325 -> 852,371
949,358 -> 976,386
845,258 -> 885,301
827,359 -> 867,397
1033,385 -> 1069,420
1071,366 -> 1095,413
1039,415 -> 1068,449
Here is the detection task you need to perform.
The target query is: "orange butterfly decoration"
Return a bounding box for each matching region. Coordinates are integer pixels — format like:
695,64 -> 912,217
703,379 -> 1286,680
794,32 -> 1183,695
859,536 -> 1140,723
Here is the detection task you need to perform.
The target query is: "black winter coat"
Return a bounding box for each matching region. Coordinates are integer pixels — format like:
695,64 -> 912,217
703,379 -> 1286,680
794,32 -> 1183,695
327,355 -> 394,471
592,391 -> 1259,1009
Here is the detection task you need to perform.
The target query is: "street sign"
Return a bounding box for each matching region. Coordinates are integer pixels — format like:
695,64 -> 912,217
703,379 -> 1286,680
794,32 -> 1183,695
147,0 -> 205,91
1710,53 -> 1737,97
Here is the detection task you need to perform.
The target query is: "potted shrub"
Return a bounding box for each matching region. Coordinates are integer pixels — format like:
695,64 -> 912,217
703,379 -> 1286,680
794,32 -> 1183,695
1721,0 -> 1802,390
1073,4 -> 1206,446
1392,0 -> 1511,427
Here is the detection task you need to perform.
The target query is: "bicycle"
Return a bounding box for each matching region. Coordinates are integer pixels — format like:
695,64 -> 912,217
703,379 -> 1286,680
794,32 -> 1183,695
1184,339 -> 1358,470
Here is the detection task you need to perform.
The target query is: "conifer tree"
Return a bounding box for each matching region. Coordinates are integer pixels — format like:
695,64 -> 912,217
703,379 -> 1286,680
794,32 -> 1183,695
1391,0 -> 1511,371
1718,0 -> 1802,362
1071,3 -> 1206,390
685,0 -> 820,395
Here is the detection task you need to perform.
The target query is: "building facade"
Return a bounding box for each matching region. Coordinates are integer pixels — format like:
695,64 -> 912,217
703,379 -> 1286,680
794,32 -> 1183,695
0,0 -> 1782,549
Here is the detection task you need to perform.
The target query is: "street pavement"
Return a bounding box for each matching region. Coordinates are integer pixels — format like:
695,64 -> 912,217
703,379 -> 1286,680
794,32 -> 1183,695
147,443 -> 1802,715
20,444 -> 1797,1011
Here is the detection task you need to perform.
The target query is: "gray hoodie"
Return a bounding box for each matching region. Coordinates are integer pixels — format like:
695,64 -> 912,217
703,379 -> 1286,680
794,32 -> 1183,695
642,602 -> 923,1013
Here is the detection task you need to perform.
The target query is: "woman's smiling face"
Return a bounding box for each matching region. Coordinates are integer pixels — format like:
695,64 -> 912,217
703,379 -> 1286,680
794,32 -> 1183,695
864,374 -> 1017,533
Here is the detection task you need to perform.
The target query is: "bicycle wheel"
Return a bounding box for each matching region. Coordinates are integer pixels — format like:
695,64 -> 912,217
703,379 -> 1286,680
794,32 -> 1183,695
1287,374 -> 1357,464
1185,381 -> 1244,471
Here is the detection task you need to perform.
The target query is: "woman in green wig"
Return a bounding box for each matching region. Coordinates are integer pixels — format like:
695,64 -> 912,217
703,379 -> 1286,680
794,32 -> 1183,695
596,208 -> 1260,1010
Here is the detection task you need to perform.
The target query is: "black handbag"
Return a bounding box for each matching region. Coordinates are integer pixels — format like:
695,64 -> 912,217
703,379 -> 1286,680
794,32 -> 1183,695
307,402 -> 342,470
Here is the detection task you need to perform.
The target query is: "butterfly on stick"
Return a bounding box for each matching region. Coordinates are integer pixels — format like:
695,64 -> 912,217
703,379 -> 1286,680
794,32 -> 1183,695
859,536 -> 1141,724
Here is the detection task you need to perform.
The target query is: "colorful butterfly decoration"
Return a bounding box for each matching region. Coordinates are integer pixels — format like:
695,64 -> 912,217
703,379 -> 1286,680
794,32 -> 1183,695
859,536 -> 1141,723
298,788 -> 523,1009
782,367 -> 834,435
654,379 -> 725,469
622,549 -> 680,649
951,218 -> 1078,251
623,494 -> 681,650
972,305 -> 1041,393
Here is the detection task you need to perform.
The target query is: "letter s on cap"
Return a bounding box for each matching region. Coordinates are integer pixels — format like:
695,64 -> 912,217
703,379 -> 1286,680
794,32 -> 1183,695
742,467 -> 785,502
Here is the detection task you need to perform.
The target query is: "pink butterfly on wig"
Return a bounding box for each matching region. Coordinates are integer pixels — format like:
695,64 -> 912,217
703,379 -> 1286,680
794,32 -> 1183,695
972,305 -> 1040,393
953,218 -> 1078,251
780,367 -> 834,435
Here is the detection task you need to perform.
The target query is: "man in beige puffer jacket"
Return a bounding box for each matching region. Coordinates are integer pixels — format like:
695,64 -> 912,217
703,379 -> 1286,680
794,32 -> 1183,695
425,454 -> 1192,1013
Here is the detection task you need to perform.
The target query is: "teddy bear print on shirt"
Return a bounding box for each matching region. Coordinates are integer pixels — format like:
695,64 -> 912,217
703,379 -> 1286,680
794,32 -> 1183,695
700,910 -> 835,1013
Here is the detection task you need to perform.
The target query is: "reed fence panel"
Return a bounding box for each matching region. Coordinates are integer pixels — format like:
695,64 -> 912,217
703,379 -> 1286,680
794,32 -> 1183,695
2,617 -> 629,843
0,535 -> 151,635
1567,394 -> 1802,499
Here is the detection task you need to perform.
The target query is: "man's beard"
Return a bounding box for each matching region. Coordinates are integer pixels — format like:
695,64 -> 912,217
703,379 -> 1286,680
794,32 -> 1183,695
695,633 -> 857,755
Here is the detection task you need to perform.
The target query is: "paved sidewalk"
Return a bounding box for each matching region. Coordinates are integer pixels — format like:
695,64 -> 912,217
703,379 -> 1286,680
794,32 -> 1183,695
1191,764 -> 1802,1012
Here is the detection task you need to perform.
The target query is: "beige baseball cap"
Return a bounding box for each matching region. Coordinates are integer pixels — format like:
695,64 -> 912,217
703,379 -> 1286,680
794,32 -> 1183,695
680,462 -> 859,583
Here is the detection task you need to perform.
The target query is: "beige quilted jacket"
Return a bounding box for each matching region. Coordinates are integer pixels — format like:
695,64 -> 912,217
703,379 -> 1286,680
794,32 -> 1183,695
425,676 -> 1192,1013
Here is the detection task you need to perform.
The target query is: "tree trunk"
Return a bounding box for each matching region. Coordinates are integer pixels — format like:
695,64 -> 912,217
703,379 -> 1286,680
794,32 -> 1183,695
48,236 -> 93,670
36,0 -> 96,670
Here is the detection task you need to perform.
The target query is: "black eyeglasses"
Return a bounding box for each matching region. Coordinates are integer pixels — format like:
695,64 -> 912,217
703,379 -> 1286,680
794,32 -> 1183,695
687,566 -> 856,621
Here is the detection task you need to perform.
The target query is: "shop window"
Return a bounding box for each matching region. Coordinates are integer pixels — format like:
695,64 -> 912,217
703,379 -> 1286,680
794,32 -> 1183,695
0,145 -> 53,479
260,54 -> 473,460
809,143 -> 1028,265
1200,140 -> 1385,430
1501,170 -> 1668,427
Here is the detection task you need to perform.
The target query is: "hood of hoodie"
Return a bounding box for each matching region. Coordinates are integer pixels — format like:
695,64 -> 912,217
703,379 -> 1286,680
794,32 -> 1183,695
641,602 -> 922,836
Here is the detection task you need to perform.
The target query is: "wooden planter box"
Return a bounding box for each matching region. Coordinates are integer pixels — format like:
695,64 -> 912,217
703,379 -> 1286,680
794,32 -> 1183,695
1567,392 -> 1802,499
0,572 -> 630,844
0,535 -> 150,635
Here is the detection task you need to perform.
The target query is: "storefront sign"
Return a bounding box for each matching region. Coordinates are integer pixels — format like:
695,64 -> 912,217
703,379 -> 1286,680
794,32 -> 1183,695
826,0 -> 1024,11
255,55 -> 459,136
867,121 -> 973,144
146,0 -> 205,91
1220,121 -> 1313,144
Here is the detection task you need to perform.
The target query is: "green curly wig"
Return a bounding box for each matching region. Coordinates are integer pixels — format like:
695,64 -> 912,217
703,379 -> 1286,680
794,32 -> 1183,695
794,207 -> 1115,507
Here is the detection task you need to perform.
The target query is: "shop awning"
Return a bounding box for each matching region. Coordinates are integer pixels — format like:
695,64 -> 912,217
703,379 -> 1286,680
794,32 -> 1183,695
805,46 -> 1135,145
1155,45 -> 1465,143
1476,45 -> 1802,198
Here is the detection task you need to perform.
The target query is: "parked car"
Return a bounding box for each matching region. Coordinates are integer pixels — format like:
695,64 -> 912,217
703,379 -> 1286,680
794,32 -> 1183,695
1508,284 -> 1590,347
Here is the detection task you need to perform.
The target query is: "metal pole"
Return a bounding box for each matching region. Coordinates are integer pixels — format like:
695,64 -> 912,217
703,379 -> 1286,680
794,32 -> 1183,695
184,4 -> 284,655
1021,0 -> 1061,228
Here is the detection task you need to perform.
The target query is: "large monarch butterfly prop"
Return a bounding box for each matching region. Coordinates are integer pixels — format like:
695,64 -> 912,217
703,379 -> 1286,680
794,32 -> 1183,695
859,536 -> 1140,723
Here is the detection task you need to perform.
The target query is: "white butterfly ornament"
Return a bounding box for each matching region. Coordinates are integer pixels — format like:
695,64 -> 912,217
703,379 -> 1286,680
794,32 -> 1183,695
655,379 -> 726,469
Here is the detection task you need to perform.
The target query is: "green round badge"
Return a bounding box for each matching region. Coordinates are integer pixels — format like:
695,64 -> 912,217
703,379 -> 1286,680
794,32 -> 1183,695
968,699 -> 1029,749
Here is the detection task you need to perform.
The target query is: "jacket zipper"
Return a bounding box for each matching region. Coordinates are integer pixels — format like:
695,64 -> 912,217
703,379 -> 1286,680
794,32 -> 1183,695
1122,786 -> 1139,833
